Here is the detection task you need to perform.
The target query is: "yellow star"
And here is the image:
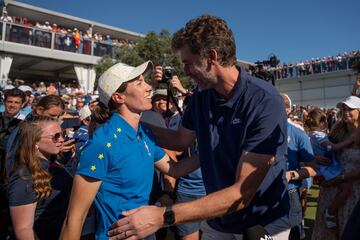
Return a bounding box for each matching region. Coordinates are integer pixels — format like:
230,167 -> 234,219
98,153 -> 104,159
114,134 -> 118,139
91,165 -> 96,171
106,142 -> 111,148
117,128 -> 122,132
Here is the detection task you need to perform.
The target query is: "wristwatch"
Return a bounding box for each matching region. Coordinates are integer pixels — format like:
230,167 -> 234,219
163,206 -> 175,226
290,171 -> 297,180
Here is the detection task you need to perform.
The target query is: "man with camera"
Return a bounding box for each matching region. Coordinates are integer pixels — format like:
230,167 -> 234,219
109,15 -> 290,240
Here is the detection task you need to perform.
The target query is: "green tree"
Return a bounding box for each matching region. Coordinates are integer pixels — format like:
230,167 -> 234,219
93,55 -> 115,90
95,30 -> 194,90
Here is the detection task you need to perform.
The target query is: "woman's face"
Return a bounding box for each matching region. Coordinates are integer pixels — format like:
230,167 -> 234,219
37,122 -> 64,159
341,105 -> 360,125
36,106 -> 64,119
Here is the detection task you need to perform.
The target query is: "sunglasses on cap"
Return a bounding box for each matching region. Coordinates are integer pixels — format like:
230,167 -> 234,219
42,131 -> 65,142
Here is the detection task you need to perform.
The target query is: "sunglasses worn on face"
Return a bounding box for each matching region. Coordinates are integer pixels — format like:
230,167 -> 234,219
42,131 -> 64,142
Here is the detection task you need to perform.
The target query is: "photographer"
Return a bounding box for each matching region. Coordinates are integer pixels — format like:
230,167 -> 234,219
155,68 -> 204,240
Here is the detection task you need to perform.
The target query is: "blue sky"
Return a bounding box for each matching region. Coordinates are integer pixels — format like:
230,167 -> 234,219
18,0 -> 360,64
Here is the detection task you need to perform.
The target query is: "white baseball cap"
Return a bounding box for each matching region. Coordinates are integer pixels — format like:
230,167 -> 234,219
18,85 -> 33,93
97,61 -> 153,105
336,96 -> 360,109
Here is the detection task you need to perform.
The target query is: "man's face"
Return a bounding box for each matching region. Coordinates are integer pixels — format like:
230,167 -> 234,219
76,101 -> 84,110
5,96 -> 23,117
179,45 -> 217,90
122,75 -> 153,114
152,95 -> 171,115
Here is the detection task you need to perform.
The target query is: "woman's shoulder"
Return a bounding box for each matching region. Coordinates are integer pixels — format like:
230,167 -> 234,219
8,164 -> 37,206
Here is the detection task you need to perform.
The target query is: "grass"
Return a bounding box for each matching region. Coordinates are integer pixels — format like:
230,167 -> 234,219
304,185 -> 319,240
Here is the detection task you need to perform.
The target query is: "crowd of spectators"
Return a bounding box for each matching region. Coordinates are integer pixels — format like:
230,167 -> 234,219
0,10 -> 136,56
0,60 -> 360,240
251,50 -> 360,81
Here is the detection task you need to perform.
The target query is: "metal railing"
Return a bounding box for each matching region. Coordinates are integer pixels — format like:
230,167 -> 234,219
0,21 -> 122,59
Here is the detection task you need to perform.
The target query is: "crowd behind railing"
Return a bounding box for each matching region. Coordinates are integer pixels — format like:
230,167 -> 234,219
0,11 -> 137,58
251,50 -> 360,81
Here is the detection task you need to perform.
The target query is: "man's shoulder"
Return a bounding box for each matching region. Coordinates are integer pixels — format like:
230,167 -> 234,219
241,71 -> 279,97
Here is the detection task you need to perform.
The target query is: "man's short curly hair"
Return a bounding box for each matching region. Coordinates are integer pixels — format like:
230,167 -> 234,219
172,15 -> 237,66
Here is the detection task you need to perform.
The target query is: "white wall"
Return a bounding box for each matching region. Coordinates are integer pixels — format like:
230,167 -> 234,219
275,70 -> 356,109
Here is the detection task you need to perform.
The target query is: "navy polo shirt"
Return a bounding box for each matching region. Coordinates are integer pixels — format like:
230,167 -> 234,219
285,120 -> 314,190
181,69 -> 289,234
77,113 -> 165,240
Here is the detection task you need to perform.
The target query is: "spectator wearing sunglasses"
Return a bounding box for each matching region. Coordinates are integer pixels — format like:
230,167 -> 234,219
5,95 -> 65,177
7,116 -> 72,239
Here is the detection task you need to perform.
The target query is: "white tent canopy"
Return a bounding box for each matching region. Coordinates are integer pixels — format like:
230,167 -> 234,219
0,54 -> 13,88
74,64 -> 96,94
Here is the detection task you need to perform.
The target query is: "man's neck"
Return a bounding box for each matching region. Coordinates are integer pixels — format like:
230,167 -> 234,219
214,65 -> 240,100
4,111 -> 16,118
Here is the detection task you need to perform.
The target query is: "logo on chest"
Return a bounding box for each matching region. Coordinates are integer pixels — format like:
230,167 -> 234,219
144,141 -> 151,157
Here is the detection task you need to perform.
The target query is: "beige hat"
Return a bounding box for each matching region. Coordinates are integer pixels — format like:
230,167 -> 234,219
97,61 -> 153,105
79,105 -> 91,121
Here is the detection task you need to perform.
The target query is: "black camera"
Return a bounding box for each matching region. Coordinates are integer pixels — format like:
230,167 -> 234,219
160,66 -> 176,83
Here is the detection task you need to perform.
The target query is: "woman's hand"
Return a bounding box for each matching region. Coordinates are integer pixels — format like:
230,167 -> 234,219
314,155 -> 332,165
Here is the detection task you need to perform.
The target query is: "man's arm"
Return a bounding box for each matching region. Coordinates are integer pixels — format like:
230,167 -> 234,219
285,161 -> 317,182
60,174 -> 101,240
146,125 -> 196,151
10,203 -> 37,240
108,151 -> 274,239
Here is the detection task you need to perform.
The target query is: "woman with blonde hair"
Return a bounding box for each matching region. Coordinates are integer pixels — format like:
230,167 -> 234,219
7,116 -> 72,239
312,96 -> 360,240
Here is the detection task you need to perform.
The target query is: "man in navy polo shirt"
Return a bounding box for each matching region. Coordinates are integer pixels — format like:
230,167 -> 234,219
281,93 -> 316,240
61,61 -> 199,240
109,15 -> 291,240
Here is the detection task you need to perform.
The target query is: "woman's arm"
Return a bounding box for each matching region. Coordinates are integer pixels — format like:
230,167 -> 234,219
323,169 -> 360,187
10,203 -> 37,240
322,136 -> 354,152
155,154 -> 200,179
60,174 -> 101,240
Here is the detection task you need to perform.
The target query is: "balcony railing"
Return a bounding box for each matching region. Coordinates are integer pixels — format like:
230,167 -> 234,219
0,21 -> 122,59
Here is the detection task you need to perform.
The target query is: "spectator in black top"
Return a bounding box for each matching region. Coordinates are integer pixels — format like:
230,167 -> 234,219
0,88 -> 26,239
7,116 -> 72,239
